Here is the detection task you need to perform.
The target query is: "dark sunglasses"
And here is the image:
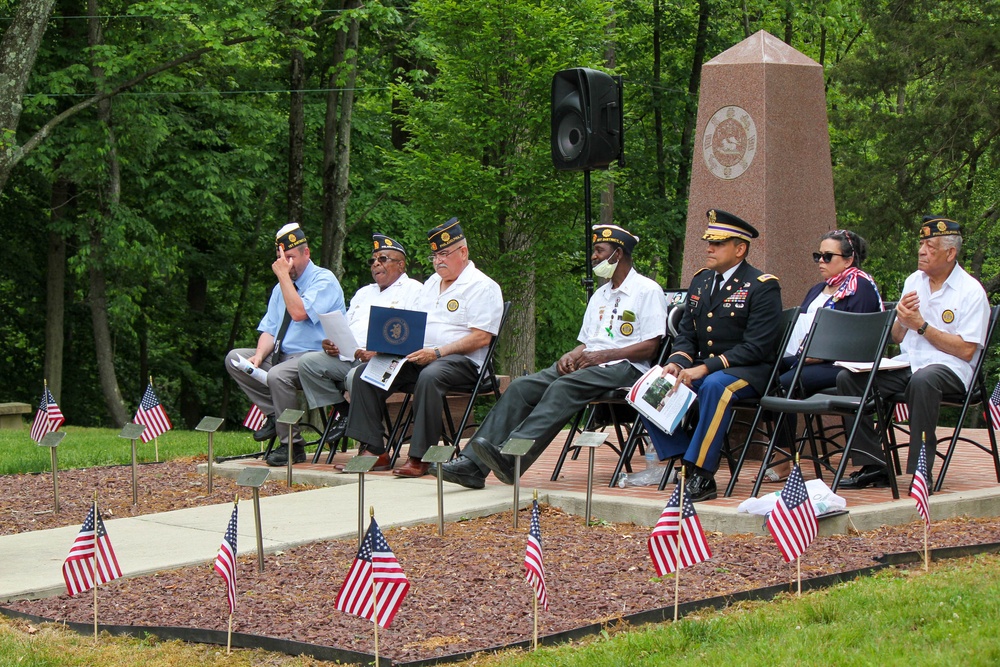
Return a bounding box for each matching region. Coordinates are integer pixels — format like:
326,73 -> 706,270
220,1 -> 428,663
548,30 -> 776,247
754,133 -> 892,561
368,255 -> 399,267
812,251 -> 848,263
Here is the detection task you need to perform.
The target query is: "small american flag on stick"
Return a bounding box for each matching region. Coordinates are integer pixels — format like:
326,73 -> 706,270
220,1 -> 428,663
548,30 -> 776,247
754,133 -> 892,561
134,382 -> 172,443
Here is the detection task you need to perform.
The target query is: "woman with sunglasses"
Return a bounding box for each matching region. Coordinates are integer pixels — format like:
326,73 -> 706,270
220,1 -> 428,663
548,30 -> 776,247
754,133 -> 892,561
765,229 -> 883,482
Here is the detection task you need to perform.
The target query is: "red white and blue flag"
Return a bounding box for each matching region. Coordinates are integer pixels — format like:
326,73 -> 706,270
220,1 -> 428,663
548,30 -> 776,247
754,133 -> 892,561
647,482 -> 712,575
893,401 -> 910,424
767,464 -> 818,562
243,404 -> 266,432
524,499 -> 548,610
62,505 -> 122,597
335,517 -> 410,628
30,386 -> 65,444
214,503 -> 239,614
986,380 -> 1000,431
910,442 -> 931,529
134,383 -> 172,443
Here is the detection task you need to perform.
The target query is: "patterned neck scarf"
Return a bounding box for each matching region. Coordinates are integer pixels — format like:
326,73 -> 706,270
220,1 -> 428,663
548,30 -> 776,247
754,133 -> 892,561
825,266 -> 867,303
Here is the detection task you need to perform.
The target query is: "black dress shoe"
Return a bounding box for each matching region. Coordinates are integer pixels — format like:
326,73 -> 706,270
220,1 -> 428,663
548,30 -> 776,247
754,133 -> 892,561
838,465 -> 890,489
469,437 -> 516,485
441,455 -> 487,489
253,418 -> 277,442
685,471 -> 718,502
266,445 -> 306,467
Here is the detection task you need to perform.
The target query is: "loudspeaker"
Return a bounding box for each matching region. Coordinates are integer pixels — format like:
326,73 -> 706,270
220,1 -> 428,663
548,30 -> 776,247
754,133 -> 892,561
551,68 -> 623,171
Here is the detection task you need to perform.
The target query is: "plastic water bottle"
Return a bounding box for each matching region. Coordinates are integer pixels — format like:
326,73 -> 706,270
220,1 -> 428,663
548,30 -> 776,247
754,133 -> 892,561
645,451 -> 657,470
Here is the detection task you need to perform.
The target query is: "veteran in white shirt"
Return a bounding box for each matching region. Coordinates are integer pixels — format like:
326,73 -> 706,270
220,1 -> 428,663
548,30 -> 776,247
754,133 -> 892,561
838,216 -> 990,489
297,235 -> 423,452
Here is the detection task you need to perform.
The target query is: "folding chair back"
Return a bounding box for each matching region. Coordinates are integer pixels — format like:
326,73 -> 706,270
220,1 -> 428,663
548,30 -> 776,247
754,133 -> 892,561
757,308 -> 897,497
722,306 -> 801,496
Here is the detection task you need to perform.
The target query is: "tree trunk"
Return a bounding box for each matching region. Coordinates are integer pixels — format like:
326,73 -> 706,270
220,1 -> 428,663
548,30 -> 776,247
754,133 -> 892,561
44,179 -> 69,402
87,0 -> 128,426
0,0 -> 57,191
669,0 -> 710,287
222,191 -> 268,421
287,19 -> 306,224
498,223 -> 535,377
322,0 -> 360,276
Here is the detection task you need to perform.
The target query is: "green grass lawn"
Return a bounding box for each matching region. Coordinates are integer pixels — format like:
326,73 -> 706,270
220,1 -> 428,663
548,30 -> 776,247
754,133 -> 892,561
3,555 -> 999,666
474,554 -> 1000,667
0,425 -> 267,475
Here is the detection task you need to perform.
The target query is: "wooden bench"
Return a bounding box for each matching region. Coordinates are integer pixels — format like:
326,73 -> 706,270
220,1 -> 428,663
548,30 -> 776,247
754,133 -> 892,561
0,402 -> 33,429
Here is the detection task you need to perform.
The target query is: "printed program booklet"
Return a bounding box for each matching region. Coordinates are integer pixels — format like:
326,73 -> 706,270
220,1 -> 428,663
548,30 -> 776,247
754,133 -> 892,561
625,365 -> 695,435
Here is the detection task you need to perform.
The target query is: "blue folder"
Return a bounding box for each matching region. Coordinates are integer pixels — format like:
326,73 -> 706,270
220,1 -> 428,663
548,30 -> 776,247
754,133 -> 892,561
366,306 -> 427,356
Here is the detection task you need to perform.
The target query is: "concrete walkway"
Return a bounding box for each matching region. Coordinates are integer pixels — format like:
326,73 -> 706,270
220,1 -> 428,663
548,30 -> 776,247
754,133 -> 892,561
0,474 -> 519,603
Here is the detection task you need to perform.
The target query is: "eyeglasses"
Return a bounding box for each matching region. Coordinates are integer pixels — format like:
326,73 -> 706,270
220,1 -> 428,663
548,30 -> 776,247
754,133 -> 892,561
812,251 -> 848,263
427,247 -> 460,263
367,255 -> 400,267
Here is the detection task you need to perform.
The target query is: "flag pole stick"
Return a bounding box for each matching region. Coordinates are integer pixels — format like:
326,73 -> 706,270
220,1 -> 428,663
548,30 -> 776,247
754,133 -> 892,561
369,506 -> 380,666
226,493 -> 238,655
673,469 -> 684,622
923,519 -> 929,571
150,376 -> 159,461
92,492 -> 98,642
532,488 -> 539,651
794,455 -> 802,595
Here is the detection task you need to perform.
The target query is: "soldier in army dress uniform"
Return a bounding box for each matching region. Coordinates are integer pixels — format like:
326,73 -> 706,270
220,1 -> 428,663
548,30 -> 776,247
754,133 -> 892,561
641,209 -> 783,501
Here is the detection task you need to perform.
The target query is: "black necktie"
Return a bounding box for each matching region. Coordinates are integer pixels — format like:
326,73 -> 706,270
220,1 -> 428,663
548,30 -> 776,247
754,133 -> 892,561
712,273 -> 724,300
270,283 -> 298,366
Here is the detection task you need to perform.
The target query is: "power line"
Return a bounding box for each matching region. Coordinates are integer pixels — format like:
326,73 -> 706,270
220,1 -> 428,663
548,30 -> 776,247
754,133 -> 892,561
24,86 -> 391,98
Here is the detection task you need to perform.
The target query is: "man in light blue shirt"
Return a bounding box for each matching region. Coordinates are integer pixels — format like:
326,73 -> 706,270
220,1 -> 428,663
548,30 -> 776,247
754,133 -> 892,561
225,223 -> 345,465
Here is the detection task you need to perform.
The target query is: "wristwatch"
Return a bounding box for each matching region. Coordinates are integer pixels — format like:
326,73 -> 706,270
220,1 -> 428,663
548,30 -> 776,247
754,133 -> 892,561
434,346 -> 442,359
917,321 -> 929,336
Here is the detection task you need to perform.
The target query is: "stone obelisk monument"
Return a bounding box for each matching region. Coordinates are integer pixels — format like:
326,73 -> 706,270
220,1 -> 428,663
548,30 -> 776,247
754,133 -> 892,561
682,30 -> 835,308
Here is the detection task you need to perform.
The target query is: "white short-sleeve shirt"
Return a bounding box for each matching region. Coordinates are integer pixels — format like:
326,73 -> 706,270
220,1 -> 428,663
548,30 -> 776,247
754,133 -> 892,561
417,261 -> 503,368
577,268 -> 668,372
346,274 -> 425,348
896,263 -> 990,390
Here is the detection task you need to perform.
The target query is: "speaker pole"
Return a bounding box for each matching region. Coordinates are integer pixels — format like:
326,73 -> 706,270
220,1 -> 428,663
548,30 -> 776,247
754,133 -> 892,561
582,169 -> 594,300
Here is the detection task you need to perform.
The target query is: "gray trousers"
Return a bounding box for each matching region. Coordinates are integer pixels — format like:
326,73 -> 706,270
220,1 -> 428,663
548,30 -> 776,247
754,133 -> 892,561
297,350 -> 358,409
225,348 -> 306,447
836,364 -> 964,473
463,361 -> 643,476
345,355 -> 479,458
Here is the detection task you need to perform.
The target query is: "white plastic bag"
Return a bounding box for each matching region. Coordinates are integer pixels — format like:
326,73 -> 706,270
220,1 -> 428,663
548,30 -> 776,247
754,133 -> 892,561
736,478 -> 846,517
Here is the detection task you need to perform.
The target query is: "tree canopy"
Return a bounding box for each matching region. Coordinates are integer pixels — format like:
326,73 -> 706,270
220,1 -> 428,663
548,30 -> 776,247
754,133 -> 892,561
1,0 -> 997,427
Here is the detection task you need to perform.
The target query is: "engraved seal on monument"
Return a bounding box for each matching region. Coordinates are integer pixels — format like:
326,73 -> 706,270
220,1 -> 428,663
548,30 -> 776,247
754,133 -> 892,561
702,105 -> 757,180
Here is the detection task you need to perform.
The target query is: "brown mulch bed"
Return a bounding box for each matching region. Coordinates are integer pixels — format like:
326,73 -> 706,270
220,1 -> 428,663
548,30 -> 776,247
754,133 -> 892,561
0,459 -> 311,536
5,462 -> 1000,663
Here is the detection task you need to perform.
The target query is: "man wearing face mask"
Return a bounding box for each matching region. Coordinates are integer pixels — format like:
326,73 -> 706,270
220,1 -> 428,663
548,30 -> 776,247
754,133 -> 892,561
441,224 -> 668,489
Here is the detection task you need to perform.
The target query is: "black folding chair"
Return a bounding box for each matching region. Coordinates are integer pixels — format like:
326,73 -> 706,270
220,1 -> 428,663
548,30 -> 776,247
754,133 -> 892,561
757,308 -> 898,498
722,306 -> 802,496
885,304 -> 1000,492
385,301 -> 512,466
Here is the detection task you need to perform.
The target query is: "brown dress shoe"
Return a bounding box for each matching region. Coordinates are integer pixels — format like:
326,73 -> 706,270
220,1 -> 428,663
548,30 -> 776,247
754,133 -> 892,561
393,456 -> 429,478
334,451 -> 392,472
